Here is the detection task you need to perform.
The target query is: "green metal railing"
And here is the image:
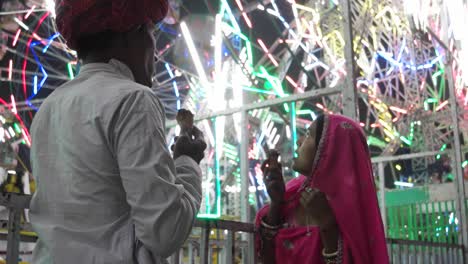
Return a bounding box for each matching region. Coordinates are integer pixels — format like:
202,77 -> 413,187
386,199 -> 468,244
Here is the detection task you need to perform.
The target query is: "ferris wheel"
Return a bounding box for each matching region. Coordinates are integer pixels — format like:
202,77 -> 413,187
2,0 -> 466,212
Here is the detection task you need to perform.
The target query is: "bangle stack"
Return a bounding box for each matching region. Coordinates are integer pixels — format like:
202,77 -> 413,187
322,235 -> 343,264
260,219 -> 282,240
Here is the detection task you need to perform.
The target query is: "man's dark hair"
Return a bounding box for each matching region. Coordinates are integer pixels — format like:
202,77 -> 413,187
75,31 -> 120,59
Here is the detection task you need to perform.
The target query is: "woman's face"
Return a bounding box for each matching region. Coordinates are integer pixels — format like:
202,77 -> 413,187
292,121 -> 319,175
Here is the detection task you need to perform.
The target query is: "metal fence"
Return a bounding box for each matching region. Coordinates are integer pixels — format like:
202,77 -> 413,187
170,220 -> 467,264
169,219 -> 254,264
386,200 -> 464,243
387,239 -> 465,264
0,193 -> 466,264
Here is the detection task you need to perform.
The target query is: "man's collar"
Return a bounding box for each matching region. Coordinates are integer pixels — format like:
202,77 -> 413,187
79,59 -> 135,81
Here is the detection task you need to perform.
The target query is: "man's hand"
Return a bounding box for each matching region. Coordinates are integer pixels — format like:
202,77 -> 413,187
172,126 -> 207,164
173,109 -> 206,164
176,109 -> 194,136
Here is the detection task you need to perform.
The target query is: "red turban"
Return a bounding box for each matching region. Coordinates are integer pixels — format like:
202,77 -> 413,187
55,0 -> 169,50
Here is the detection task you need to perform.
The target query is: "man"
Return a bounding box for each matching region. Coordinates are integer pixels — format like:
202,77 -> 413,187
29,1 -> 206,263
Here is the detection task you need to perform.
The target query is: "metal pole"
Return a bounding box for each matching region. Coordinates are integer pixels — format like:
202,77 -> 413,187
166,87 -> 342,128
371,150 -> 452,163
240,110 -> 249,224
378,162 -> 387,234
446,56 -> 468,261
188,243 -> 194,264
6,209 -> 21,264
200,226 -> 210,264
340,0 -> 358,120
224,231 -> 234,264
430,4 -> 468,260
239,110 -> 254,264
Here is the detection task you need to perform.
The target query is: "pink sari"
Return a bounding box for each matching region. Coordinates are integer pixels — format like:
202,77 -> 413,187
255,115 -> 389,263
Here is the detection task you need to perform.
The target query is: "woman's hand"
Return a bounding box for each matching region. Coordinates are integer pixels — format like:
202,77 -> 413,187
261,158 -> 285,205
300,187 -> 336,230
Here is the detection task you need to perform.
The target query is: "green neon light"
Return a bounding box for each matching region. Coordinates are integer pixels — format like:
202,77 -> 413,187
220,21 -> 253,70
297,109 -> 315,115
67,63 -> 75,80
224,153 -> 238,161
291,102 -> 299,177
291,102 -> 297,156
13,123 -> 21,134
219,0 -> 253,69
432,69 -> 444,88
440,144 -> 447,151
424,98 -> 438,111
197,214 -> 222,219
224,143 -> 236,150
436,144 -> 447,160
462,161 -> 468,168
367,135 -> 387,148
255,67 -> 289,112
400,136 -> 412,146
224,147 -> 238,156
437,70 -> 445,101
197,119 -> 221,219
220,0 -> 241,33
249,194 -> 256,206
204,170 -> 211,214
256,67 -> 285,96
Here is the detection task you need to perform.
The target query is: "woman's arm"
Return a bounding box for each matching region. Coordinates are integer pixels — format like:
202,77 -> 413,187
319,223 -> 339,254
260,150 -> 285,263
259,203 -> 283,264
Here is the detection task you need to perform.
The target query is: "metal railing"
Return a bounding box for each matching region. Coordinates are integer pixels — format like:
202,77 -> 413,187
387,239 -> 465,264
169,219 -> 468,264
0,192 -> 466,264
169,219 -> 255,264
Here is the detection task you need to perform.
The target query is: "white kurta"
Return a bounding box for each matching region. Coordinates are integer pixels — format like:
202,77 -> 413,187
29,59 -> 202,264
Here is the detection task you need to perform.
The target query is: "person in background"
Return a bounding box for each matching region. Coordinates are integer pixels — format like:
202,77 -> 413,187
256,114 -> 389,264
29,1 -> 206,263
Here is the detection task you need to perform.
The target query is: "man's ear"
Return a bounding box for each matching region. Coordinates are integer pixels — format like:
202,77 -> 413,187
122,25 -> 146,49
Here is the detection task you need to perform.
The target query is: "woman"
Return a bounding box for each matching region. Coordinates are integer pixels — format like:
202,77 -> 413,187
256,114 -> 389,264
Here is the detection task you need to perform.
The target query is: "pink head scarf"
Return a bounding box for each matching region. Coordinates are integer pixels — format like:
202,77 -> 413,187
256,114 -> 389,263
55,0 -> 169,50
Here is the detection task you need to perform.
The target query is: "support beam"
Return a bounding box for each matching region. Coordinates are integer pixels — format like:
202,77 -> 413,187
340,0 -> 358,120
200,226 -> 211,264
167,87 -> 342,128
239,110 -> 255,264
6,209 -> 21,264
446,57 -> 468,261
224,231 -> 234,264
240,110 -> 249,224
378,162 -> 387,234
371,150 -> 445,163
